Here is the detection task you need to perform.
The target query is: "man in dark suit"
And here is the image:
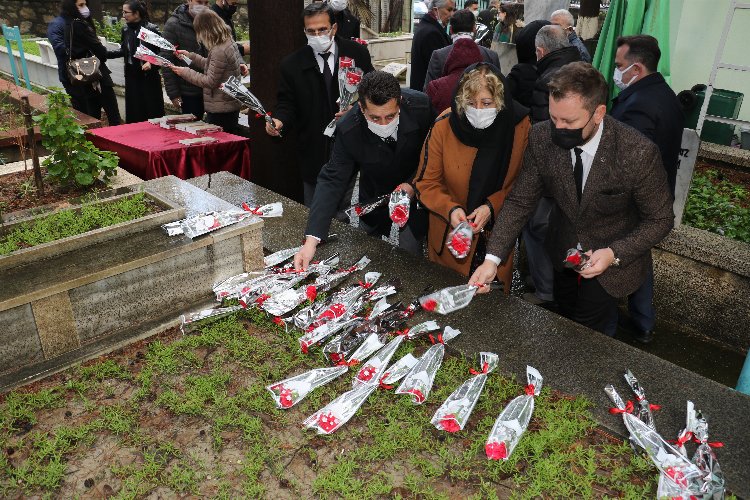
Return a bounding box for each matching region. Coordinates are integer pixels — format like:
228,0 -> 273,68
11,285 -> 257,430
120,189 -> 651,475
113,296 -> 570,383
469,62 -> 674,336
266,2 -> 373,206
610,35 -> 683,343
423,9 -> 501,90
409,0 -> 455,90
294,71 -> 434,270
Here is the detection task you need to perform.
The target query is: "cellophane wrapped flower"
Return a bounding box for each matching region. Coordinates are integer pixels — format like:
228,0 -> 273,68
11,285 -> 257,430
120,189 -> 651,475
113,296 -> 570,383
563,248 -> 591,272
353,335 -> 406,388
137,26 -> 191,64
399,320 -> 440,340
304,383 -> 377,434
379,353 -> 419,388
267,366 -> 348,409
624,369 -> 660,431
344,195 -> 389,221
605,385 -> 703,493
343,332 -> 387,368
301,317 -> 363,355
419,284 -> 480,315
395,327 -> 461,404
220,75 -> 278,133
180,305 -> 242,332
241,201 -> 284,218
691,409 -> 725,498
324,60 -> 363,136
168,210 -> 253,239
264,246 -> 302,268
485,366 -> 543,460
446,221 -> 474,259
431,352 -> 498,433
389,189 -> 410,228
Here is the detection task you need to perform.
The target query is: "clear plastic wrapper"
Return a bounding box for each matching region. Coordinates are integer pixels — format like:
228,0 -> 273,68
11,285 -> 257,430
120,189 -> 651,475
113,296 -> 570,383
344,332 -> 386,367
692,409 -> 725,498
264,246 -> 302,268
431,352 -> 498,432
658,401 -> 697,499
419,284 -> 489,315
398,320 -> 440,340
266,366 -> 348,409
324,60 -> 364,136
241,201 -> 283,218
220,75 -> 278,134
261,286 -> 314,317
395,327 -> 461,404
605,385 -> 702,492
485,366 -> 543,460
378,353 -> 419,388
301,318 -> 363,355
303,383 -> 377,434
563,248 -> 591,272
179,305 -> 242,332
446,221 -> 473,259
344,194 -> 388,220
173,210 -> 254,239
134,44 -> 174,67
353,335 -> 406,388
322,321 -> 374,363
624,369 -> 660,431
137,27 -> 191,64
388,189 -> 410,228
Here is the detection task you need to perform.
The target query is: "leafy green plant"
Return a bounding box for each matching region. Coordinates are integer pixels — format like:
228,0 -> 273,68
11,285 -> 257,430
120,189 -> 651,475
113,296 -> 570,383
93,19 -> 123,44
33,90 -> 119,187
684,169 -> 750,243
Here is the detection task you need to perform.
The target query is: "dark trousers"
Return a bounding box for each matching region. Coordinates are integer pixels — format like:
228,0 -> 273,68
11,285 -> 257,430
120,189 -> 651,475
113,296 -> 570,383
206,110 -> 239,135
627,262 -> 656,332
75,84 -> 122,125
181,94 -> 204,120
62,81 -> 85,115
554,268 -> 618,336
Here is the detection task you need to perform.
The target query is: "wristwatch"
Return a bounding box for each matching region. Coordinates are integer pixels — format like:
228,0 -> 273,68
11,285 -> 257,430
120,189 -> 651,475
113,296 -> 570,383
610,251 -> 620,267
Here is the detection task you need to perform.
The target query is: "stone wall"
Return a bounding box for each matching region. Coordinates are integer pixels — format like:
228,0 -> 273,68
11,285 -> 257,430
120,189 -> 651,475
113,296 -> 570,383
0,1 -> 249,38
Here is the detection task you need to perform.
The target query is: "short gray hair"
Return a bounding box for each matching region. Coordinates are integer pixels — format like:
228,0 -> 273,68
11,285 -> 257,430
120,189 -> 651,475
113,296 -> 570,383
550,9 -> 575,28
535,25 -> 570,53
427,0 -> 452,9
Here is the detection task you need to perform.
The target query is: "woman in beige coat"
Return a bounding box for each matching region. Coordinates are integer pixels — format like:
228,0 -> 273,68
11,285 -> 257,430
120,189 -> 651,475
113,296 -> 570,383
172,10 -> 242,132
415,63 -> 530,294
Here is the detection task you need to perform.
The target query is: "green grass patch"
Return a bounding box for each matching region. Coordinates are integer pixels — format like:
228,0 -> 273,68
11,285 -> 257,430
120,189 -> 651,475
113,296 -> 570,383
0,192 -> 152,255
684,168 -> 750,242
0,36 -> 41,57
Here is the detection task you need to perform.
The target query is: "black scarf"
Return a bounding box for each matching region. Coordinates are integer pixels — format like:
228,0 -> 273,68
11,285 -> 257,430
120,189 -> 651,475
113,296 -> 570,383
124,21 -> 144,64
448,62 -> 519,215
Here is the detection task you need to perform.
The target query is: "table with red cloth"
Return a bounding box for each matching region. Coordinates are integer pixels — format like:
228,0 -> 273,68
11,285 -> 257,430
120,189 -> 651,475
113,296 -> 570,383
87,122 -> 251,180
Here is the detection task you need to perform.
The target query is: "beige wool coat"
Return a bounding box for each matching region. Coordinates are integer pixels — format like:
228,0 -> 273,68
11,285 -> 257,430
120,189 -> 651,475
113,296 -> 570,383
182,39 -> 242,113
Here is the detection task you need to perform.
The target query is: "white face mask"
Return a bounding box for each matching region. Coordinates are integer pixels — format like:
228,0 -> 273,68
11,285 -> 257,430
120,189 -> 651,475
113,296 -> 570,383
306,33 -> 334,53
613,63 -> 637,90
465,106 -> 498,129
189,4 -> 208,17
329,0 -> 348,12
78,5 -> 91,18
366,114 -> 399,139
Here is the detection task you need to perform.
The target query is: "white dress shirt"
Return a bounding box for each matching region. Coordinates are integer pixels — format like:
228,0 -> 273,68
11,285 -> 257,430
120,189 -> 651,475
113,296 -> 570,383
484,120 -> 605,267
314,41 -> 338,75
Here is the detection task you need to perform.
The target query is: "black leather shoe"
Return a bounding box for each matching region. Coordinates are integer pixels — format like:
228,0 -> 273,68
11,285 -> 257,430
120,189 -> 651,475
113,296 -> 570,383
633,330 -> 654,344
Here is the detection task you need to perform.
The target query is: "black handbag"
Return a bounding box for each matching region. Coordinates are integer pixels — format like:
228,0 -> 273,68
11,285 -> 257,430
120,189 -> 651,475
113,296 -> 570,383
66,20 -> 102,86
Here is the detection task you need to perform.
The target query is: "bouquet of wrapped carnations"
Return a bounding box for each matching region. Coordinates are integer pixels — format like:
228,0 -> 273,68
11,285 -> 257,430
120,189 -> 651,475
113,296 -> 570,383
303,382 -> 377,434
137,27 -> 191,64
485,366 -> 543,460
605,385 -> 703,493
446,221 -> 473,259
267,365 -> 348,409
563,248 -> 591,272
419,283 -> 497,315
395,326 -> 461,404
321,298 -> 400,363
220,75 -> 278,134
389,189 -> 410,228
134,44 -> 174,67
344,194 -> 389,221
324,57 -> 364,137
240,201 -> 283,218
431,352 -> 498,433
162,209 -> 258,239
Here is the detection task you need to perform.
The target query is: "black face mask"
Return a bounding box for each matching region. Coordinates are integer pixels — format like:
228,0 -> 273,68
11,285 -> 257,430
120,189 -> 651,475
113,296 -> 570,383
550,112 -> 595,150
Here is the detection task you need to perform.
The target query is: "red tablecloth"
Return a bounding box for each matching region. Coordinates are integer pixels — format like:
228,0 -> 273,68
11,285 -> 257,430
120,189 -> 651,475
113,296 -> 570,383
87,122 -> 251,180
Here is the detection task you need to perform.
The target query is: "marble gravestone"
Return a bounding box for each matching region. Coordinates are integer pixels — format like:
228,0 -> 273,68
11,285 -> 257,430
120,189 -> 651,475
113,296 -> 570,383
673,128 -> 700,227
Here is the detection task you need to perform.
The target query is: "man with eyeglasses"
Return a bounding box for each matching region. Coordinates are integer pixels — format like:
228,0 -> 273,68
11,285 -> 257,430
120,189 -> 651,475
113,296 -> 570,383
293,71 -> 433,271
409,0 -> 456,91
266,2 -> 373,207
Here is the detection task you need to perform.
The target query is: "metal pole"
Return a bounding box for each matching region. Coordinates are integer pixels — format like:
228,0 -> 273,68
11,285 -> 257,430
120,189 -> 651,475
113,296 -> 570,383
20,96 -> 44,196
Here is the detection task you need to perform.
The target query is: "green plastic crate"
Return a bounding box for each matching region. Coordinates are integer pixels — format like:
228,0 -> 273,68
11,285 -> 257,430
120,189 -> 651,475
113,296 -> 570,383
685,88 -> 744,145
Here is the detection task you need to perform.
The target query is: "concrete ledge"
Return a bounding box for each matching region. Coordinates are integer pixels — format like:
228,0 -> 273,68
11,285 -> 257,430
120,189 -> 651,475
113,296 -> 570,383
699,141 -> 750,169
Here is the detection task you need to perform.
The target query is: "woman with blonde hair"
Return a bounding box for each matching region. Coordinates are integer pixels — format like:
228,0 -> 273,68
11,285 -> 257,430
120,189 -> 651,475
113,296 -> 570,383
415,63 -> 530,293
171,9 -> 242,132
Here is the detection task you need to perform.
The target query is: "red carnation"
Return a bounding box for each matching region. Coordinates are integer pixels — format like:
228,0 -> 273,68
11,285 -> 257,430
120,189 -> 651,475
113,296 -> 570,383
390,205 -> 409,226
407,388 -> 425,403
485,441 -> 508,460
306,285 -> 317,302
273,316 -> 284,326
346,71 -> 362,85
422,299 -> 437,312
279,388 -> 295,408
358,365 -> 376,381
317,411 -> 340,433
565,252 -> 581,267
320,303 -> 346,321
450,233 -> 472,257
255,294 -> 270,306
354,206 -> 363,215
439,415 -> 461,433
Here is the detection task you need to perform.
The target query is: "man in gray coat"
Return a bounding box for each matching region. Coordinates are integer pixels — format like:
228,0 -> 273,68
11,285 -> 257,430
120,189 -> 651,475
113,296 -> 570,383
423,8 -> 501,90
469,62 -> 674,336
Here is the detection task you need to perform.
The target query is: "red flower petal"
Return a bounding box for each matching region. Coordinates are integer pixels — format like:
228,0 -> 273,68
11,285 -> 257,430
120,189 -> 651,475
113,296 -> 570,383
485,441 -> 508,460
390,205 -> 409,226
317,411 -> 340,433
407,388 -> 425,403
357,366 -> 376,381
422,299 -> 437,312
306,285 -> 317,302
439,414 -> 461,433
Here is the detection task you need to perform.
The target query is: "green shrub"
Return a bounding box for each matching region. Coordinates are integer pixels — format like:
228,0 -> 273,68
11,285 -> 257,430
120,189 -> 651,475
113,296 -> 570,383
33,91 -> 119,188
93,19 -> 123,44
683,169 -> 750,243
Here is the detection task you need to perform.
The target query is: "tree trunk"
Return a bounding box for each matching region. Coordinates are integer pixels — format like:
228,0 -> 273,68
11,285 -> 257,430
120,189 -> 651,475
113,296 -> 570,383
248,0 -> 306,202
382,0 -> 404,33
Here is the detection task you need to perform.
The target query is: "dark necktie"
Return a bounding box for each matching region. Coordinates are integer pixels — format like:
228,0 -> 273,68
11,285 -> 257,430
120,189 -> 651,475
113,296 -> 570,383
319,52 -> 333,109
573,147 -> 583,202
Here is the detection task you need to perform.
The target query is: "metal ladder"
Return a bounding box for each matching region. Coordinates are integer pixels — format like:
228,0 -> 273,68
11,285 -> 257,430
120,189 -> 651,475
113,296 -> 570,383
696,0 -> 750,137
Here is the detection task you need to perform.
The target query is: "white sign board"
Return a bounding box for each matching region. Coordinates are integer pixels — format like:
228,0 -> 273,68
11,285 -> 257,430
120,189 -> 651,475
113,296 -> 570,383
673,128 -> 700,227
381,62 -> 408,78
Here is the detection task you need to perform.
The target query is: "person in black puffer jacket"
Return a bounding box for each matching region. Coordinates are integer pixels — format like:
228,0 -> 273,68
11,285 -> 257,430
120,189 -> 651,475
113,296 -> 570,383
62,0 -> 122,125
107,0 -> 165,123
505,20 -> 550,109
529,24 -> 580,123
161,0 -> 209,119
